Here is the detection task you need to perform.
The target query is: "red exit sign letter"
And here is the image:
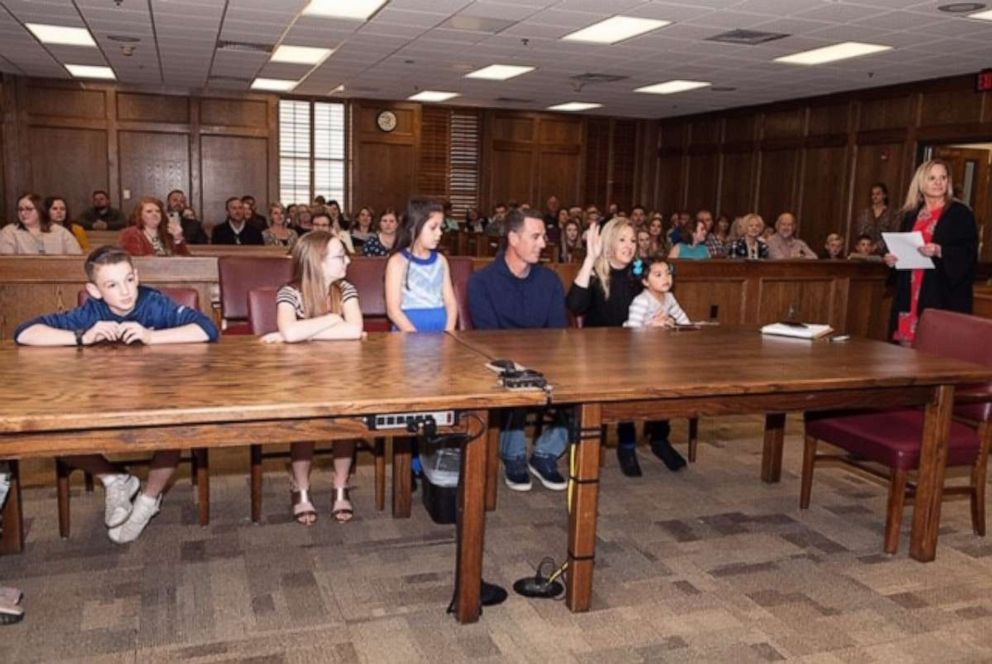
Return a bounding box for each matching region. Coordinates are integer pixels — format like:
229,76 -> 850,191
979,69 -> 992,92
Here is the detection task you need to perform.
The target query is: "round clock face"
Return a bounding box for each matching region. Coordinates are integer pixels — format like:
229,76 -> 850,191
377,110 -> 397,132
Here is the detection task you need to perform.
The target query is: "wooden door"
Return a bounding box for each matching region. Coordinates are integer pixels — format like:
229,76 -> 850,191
933,146 -> 991,259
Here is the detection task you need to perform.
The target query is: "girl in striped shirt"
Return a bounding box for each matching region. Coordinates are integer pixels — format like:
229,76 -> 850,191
624,258 -> 690,328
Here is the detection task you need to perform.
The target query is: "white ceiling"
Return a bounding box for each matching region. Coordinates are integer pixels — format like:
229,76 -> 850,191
0,0 -> 991,119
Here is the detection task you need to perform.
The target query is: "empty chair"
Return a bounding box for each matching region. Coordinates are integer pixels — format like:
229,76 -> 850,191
802,309 -> 992,554
217,256 -> 293,334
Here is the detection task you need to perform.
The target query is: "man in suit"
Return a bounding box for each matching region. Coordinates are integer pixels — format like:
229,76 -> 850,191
211,197 -> 264,245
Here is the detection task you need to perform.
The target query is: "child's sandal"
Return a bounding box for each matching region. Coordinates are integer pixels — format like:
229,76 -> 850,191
331,486 -> 354,523
291,484 -> 317,526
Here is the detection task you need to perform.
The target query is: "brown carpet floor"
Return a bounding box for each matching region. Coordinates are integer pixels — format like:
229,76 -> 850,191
3,415 -> 992,663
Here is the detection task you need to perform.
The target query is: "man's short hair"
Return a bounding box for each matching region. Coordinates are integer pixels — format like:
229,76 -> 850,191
505,207 -> 543,235
241,195 -> 255,203
855,233 -> 873,243
631,204 -> 645,213
84,245 -> 133,282
166,189 -> 184,199
92,189 -> 109,198
225,196 -> 241,209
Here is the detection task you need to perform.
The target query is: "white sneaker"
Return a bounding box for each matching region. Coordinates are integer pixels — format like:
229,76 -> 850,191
108,493 -> 160,544
104,474 -> 139,528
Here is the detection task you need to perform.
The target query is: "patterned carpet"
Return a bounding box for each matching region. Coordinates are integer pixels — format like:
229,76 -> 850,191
3,415 -> 992,663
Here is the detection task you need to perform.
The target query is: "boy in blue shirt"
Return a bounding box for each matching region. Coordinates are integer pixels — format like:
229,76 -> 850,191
15,246 -> 218,543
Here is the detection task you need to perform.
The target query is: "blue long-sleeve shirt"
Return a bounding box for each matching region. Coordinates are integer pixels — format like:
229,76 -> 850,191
467,252 -> 567,330
15,286 -> 219,343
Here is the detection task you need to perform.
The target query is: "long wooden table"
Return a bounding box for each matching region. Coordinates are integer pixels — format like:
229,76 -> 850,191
0,334 -> 545,624
449,326 -> 992,613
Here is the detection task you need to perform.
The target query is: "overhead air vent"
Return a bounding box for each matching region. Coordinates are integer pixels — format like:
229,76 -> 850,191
208,76 -> 252,84
706,29 -> 789,45
216,40 -> 272,54
495,97 -> 533,104
570,73 -> 628,84
441,15 -> 517,33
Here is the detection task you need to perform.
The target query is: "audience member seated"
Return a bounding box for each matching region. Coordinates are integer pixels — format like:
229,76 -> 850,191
295,208 -> 312,234
726,213 -> 769,259
0,192 -> 82,255
468,207 -> 569,492
326,199 -> 348,231
567,218 -> 687,478
714,214 -> 731,247
636,228 -> 654,260
14,246 -> 218,542
669,217 -> 711,260
79,189 -> 127,231
260,231 -> 363,525
442,200 -> 460,233
212,196 -> 264,245
362,208 -> 399,257
465,207 -> 486,233
559,219 -> 585,263
241,195 -> 268,232
848,234 -> 879,260
486,202 -> 508,237
350,206 -> 376,244
119,197 -> 190,256
166,189 -> 208,245
647,214 -> 665,254
766,212 -> 817,259
544,195 -> 562,230
856,182 -> 896,254
45,195 -> 89,251
262,202 -> 299,250
312,212 -> 355,253
697,209 -> 725,258
584,206 -> 601,229
820,233 -> 846,260
630,205 -> 647,230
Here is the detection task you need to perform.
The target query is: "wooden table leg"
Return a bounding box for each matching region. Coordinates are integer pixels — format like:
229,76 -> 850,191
910,384 -> 954,562
375,438 -> 386,512
454,410 -> 489,624
761,413 -> 786,483
250,445 -> 263,523
484,410 -> 500,512
688,417 -> 699,463
392,436 -> 412,518
194,448 -> 209,526
0,460 -> 24,555
566,402 -> 602,612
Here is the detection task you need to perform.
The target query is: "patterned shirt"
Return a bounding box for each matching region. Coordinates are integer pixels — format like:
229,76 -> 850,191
624,290 -> 690,327
362,234 -> 393,257
704,233 -> 726,258
400,249 -> 445,310
726,237 -> 769,260
276,280 -> 358,320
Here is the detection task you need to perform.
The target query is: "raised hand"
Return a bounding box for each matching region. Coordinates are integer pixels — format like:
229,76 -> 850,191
584,221 -> 602,261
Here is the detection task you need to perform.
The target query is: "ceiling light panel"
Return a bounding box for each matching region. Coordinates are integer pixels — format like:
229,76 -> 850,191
635,80 -> 711,94
270,45 -> 332,64
303,0 -> 387,21
409,91 -> 460,102
547,102 -> 602,112
26,23 -> 96,47
465,64 -> 535,81
65,64 -> 115,80
251,78 -> 299,91
562,17 -> 670,45
969,9 -> 992,19
774,41 -> 892,65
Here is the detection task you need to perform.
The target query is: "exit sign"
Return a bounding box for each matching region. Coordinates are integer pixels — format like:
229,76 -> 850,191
979,69 -> 992,92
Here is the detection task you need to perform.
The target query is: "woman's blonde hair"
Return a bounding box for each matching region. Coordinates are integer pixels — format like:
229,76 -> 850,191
594,217 -> 635,300
902,159 -> 953,212
741,213 -> 765,236
289,230 -> 344,318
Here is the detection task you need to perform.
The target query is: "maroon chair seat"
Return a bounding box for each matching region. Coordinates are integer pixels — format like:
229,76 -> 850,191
448,256 -> 474,331
802,308 -> 992,554
218,256 -> 293,335
806,408 -> 980,470
347,257 -> 389,332
247,287 -> 279,336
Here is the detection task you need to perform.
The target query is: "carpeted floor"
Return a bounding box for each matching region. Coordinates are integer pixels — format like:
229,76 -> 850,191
3,415 -> 992,663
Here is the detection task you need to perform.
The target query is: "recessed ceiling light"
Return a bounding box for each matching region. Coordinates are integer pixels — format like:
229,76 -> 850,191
465,64 -> 535,81
270,45 -> 332,65
408,90 -> 460,102
329,84 -> 345,93
303,0 -> 387,21
26,23 -> 96,47
65,64 -> 115,80
547,102 -> 602,112
969,8 -> 992,18
635,80 -> 711,95
251,78 -> 299,91
773,41 -> 892,65
562,16 -> 669,45
939,2 -> 986,12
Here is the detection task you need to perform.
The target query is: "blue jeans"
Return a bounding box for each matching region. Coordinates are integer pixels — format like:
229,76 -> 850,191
617,420 -> 671,450
500,408 -> 569,461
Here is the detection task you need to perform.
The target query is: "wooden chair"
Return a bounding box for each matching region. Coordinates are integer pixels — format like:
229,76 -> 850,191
217,255 -> 293,334
245,286 -> 387,520
56,287 -> 209,538
802,309 -> 992,554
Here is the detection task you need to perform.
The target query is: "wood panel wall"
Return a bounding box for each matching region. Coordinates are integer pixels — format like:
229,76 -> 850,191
0,76 -> 278,227
652,74 -> 992,259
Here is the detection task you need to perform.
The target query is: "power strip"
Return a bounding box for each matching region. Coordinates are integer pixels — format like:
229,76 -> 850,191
365,411 -> 456,431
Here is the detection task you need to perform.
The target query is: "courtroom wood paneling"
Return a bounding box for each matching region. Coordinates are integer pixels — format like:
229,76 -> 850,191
118,131 -> 190,211
28,126 -> 108,216
200,98 -> 268,128
719,151 -> 755,218
25,85 -> 106,120
800,145 -> 848,248
853,142 -> 905,224
584,119 -> 610,209
117,93 -> 190,124
537,148 -> 581,209
724,115 -> 756,144
757,148 -> 798,223
657,154 -> 684,211
200,135 -> 269,224
352,100 -> 419,213
756,278 -> 836,327
609,120 -> 637,210
539,118 -> 582,144
808,102 -> 850,137
492,115 -> 535,143
920,88 -> 982,128
673,278 -> 746,325
690,118 -> 721,146
858,95 -> 913,132
490,147 -> 534,205
762,109 -> 804,140
686,153 -> 719,215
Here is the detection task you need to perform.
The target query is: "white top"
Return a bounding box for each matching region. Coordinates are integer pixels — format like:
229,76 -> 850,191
624,290 -> 689,327
0,223 -> 82,255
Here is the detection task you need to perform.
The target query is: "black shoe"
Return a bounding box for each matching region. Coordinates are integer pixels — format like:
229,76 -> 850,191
651,439 -> 686,472
616,447 -> 642,477
481,580 -> 508,606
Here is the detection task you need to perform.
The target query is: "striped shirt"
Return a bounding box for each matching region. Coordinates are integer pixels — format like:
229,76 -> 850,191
624,290 -> 690,328
277,280 -> 358,320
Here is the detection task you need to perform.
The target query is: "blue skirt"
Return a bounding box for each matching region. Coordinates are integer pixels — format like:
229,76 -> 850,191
402,307 -> 447,332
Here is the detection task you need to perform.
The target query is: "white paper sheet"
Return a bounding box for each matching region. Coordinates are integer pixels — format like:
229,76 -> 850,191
760,323 -> 834,340
881,232 -> 935,270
